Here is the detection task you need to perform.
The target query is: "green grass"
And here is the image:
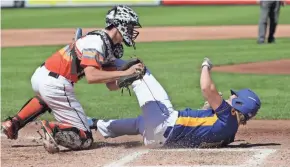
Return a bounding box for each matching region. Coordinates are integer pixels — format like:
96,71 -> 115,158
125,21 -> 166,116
2,38 -> 290,121
2,6 -> 290,29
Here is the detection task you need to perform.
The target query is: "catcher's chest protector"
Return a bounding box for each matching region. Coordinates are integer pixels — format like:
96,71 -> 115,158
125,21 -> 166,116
86,30 -> 124,61
70,30 -> 124,80
70,43 -> 85,80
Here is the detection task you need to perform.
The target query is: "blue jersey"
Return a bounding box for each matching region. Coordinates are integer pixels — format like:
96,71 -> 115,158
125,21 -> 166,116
165,100 -> 239,148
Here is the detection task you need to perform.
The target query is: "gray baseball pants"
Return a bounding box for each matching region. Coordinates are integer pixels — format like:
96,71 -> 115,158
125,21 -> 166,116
258,1 -> 281,43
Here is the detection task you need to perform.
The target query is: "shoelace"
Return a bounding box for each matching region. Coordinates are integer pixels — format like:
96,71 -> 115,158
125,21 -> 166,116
121,86 -> 132,96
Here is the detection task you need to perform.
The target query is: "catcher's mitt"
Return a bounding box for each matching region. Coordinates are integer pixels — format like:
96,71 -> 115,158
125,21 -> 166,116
117,58 -> 146,95
117,71 -> 145,89
118,58 -> 143,71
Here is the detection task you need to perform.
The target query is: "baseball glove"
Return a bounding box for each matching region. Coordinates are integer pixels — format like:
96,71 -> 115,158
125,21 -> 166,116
117,58 -> 146,95
118,57 -> 144,71
117,71 -> 145,88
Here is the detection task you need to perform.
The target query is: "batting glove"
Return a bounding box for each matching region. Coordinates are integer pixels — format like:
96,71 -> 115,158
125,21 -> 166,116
201,57 -> 213,70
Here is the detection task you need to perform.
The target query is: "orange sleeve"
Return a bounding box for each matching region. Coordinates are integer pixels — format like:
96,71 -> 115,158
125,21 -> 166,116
80,48 -> 104,69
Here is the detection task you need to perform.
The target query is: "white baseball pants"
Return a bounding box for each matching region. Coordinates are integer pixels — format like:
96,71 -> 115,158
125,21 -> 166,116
97,69 -> 178,148
31,65 -> 90,132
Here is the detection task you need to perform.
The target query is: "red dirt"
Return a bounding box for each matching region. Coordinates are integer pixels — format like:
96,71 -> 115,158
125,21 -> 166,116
1,120 -> 290,167
2,25 -> 290,47
213,59 -> 290,74
1,25 -> 290,167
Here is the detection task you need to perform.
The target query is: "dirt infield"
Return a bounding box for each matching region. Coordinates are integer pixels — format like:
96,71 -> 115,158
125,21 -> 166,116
213,59 -> 290,75
1,121 -> 290,167
2,25 -> 290,47
1,25 -> 290,167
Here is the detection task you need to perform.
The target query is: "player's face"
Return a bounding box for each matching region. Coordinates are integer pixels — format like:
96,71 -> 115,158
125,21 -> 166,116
226,94 -> 237,106
116,30 -> 124,44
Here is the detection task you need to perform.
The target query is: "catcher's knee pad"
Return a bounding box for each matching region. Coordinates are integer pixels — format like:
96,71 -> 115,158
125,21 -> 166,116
15,96 -> 50,128
49,122 -> 93,150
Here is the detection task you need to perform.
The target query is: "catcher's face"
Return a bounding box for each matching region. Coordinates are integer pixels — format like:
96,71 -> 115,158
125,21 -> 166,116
115,29 -> 124,44
107,27 -> 123,45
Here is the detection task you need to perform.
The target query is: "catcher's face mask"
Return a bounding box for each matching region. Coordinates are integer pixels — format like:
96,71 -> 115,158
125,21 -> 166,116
125,22 -> 142,49
105,5 -> 142,49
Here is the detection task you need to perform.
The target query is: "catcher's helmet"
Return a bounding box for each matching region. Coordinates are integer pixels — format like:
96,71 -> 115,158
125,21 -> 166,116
105,5 -> 141,49
230,89 -> 261,121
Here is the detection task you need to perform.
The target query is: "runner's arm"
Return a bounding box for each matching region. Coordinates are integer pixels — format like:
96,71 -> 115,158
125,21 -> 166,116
200,66 -> 223,111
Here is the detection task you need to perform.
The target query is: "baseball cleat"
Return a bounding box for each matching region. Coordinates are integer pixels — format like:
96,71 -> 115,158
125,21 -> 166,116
1,117 -> 19,140
257,40 -> 265,44
268,38 -> 275,44
40,120 -> 60,154
89,118 -> 99,131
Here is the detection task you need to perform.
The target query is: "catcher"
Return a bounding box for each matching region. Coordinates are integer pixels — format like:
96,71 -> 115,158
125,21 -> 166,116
1,5 -> 145,153
89,57 -> 261,148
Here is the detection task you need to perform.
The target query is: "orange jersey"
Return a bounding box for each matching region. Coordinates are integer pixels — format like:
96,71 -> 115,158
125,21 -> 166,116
44,35 -> 117,83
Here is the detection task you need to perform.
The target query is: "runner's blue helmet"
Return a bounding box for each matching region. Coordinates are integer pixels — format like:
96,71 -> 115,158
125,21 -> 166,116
230,89 -> 261,121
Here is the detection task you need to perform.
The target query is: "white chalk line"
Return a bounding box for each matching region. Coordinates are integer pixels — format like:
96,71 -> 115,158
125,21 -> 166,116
103,148 -> 277,167
243,149 -> 277,167
103,150 -> 150,167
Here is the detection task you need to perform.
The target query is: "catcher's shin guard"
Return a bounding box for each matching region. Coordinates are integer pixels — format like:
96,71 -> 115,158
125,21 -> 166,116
40,120 -> 93,153
1,96 -> 50,139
